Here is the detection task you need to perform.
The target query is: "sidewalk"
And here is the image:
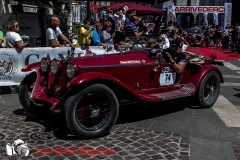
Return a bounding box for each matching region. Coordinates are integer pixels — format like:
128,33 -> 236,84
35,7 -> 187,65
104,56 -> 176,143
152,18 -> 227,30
0,94 -> 238,159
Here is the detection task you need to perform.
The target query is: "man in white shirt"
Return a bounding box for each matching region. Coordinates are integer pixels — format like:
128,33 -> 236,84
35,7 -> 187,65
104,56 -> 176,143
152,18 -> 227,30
46,15 -> 75,48
6,20 -> 29,48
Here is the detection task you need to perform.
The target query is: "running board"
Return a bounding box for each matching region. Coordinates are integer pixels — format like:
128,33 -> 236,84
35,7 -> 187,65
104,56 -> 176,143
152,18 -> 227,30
141,83 -> 195,101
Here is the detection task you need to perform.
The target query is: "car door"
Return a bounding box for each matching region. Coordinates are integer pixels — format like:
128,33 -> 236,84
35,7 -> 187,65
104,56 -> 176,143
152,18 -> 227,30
141,57 -> 183,92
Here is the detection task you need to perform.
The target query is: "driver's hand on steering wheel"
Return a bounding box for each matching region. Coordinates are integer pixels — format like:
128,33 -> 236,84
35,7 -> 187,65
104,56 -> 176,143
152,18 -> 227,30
165,52 -> 173,61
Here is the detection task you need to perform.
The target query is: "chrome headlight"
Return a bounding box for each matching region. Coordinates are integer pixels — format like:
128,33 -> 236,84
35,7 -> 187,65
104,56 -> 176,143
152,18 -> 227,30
40,58 -> 49,73
50,59 -> 59,74
66,63 -> 75,79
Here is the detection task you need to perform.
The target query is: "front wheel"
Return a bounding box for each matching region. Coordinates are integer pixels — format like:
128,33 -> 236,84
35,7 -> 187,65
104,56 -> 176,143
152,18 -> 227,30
196,71 -> 220,108
18,72 -> 36,110
64,84 -> 119,139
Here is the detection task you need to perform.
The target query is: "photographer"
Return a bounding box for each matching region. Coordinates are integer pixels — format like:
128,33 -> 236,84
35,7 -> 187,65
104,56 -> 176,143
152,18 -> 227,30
163,39 -> 187,74
91,18 -> 106,49
77,19 -> 94,47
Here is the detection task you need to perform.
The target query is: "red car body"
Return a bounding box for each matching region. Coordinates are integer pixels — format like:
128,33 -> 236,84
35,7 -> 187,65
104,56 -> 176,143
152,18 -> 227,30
19,49 -> 224,138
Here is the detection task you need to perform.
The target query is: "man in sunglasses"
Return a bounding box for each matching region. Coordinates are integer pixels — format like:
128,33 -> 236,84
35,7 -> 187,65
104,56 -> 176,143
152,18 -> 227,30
46,15 -> 75,48
125,15 -> 145,44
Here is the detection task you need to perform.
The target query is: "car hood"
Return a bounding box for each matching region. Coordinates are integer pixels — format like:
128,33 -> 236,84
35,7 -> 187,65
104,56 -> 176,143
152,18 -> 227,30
69,50 -> 157,67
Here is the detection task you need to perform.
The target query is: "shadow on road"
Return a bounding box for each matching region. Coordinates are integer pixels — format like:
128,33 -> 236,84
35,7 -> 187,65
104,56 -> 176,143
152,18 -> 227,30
116,100 -> 186,124
11,98 -> 195,140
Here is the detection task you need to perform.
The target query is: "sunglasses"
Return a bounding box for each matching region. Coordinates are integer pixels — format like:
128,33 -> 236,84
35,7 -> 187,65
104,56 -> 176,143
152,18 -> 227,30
133,19 -> 138,20
14,25 -> 19,27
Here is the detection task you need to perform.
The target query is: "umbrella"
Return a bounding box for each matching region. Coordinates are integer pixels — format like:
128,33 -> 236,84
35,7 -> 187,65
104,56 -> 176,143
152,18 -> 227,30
106,2 -> 166,15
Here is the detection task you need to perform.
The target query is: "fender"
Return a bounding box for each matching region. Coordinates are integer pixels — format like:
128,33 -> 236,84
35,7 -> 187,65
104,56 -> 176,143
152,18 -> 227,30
70,72 -> 149,100
187,64 -> 224,94
21,62 -> 40,72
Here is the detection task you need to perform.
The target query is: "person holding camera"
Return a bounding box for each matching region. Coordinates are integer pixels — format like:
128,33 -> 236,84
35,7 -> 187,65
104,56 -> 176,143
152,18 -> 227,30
163,39 -> 187,74
6,20 -> 29,48
77,19 -> 95,47
91,18 -> 106,49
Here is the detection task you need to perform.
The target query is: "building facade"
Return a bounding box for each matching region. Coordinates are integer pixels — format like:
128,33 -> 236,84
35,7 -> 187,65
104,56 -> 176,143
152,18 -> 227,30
162,0 -> 234,27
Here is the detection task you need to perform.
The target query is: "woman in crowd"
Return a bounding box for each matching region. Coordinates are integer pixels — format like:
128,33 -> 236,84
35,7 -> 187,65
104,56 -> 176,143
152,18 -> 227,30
6,20 -> 29,48
5,20 -> 29,93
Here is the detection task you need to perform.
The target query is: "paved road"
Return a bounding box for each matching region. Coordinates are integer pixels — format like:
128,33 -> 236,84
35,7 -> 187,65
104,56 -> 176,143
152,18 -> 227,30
0,60 -> 240,159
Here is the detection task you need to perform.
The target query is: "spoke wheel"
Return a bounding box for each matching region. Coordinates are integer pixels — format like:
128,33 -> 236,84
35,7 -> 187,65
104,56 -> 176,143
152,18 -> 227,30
76,93 -> 110,131
65,84 -> 119,139
197,71 -> 220,108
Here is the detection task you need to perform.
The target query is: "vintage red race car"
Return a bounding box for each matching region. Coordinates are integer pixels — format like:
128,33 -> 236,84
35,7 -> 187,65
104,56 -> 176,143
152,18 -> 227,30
18,48 -> 224,139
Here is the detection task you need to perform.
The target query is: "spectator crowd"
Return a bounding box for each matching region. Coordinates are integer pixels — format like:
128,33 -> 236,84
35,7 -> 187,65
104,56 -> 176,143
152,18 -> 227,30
1,5 -> 240,94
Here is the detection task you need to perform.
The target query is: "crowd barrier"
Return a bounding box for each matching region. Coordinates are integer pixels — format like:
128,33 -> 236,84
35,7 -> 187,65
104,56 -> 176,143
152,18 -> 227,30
0,46 -> 122,86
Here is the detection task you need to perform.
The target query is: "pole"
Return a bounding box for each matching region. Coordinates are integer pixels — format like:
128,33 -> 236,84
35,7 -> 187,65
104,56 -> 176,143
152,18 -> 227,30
87,0 -> 90,19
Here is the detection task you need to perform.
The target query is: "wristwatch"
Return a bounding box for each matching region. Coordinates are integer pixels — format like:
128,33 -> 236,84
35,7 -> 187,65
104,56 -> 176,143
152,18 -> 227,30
171,61 -> 176,65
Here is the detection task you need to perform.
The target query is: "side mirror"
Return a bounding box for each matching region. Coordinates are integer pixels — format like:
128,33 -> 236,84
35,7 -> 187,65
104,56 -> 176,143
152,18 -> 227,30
149,48 -> 157,59
210,54 -> 216,62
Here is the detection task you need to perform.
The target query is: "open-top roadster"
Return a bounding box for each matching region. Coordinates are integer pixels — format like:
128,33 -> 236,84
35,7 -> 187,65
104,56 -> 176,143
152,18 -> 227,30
18,48 -> 223,139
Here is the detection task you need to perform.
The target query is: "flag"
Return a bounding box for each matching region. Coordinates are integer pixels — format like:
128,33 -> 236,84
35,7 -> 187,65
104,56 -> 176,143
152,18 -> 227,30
167,1 -> 176,23
115,22 -> 122,31
84,49 -> 92,56
214,13 -> 218,25
224,3 -> 232,29
203,13 -> 208,25
123,6 -> 129,12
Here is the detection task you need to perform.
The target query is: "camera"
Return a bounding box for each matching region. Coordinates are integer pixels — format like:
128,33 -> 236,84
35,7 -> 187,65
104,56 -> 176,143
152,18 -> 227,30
6,139 -> 30,156
162,48 -> 171,62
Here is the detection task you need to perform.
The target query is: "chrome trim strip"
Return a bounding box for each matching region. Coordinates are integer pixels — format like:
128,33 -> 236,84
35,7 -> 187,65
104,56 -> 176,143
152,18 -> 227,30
81,62 -> 158,69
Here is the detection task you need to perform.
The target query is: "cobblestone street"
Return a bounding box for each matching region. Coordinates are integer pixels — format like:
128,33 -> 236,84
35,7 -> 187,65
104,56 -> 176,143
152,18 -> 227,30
0,108 -> 190,159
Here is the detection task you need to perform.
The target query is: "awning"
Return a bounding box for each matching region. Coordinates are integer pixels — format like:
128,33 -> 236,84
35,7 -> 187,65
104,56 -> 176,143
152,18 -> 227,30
37,1 -> 55,9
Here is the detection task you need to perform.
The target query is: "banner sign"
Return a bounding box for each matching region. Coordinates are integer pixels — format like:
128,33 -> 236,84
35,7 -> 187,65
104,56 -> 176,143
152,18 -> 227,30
0,46 -> 118,86
224,3 -> 232,29
0,47 -> 79,86
173,6 -> 225,13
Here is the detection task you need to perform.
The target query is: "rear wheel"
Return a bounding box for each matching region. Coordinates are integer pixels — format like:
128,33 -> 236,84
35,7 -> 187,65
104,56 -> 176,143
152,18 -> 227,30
64,84 -> 119,139
196,71 -> 220,108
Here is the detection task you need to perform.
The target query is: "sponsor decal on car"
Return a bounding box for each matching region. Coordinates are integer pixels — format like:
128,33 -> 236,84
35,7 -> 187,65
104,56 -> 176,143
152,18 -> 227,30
119,60 -> 141,64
